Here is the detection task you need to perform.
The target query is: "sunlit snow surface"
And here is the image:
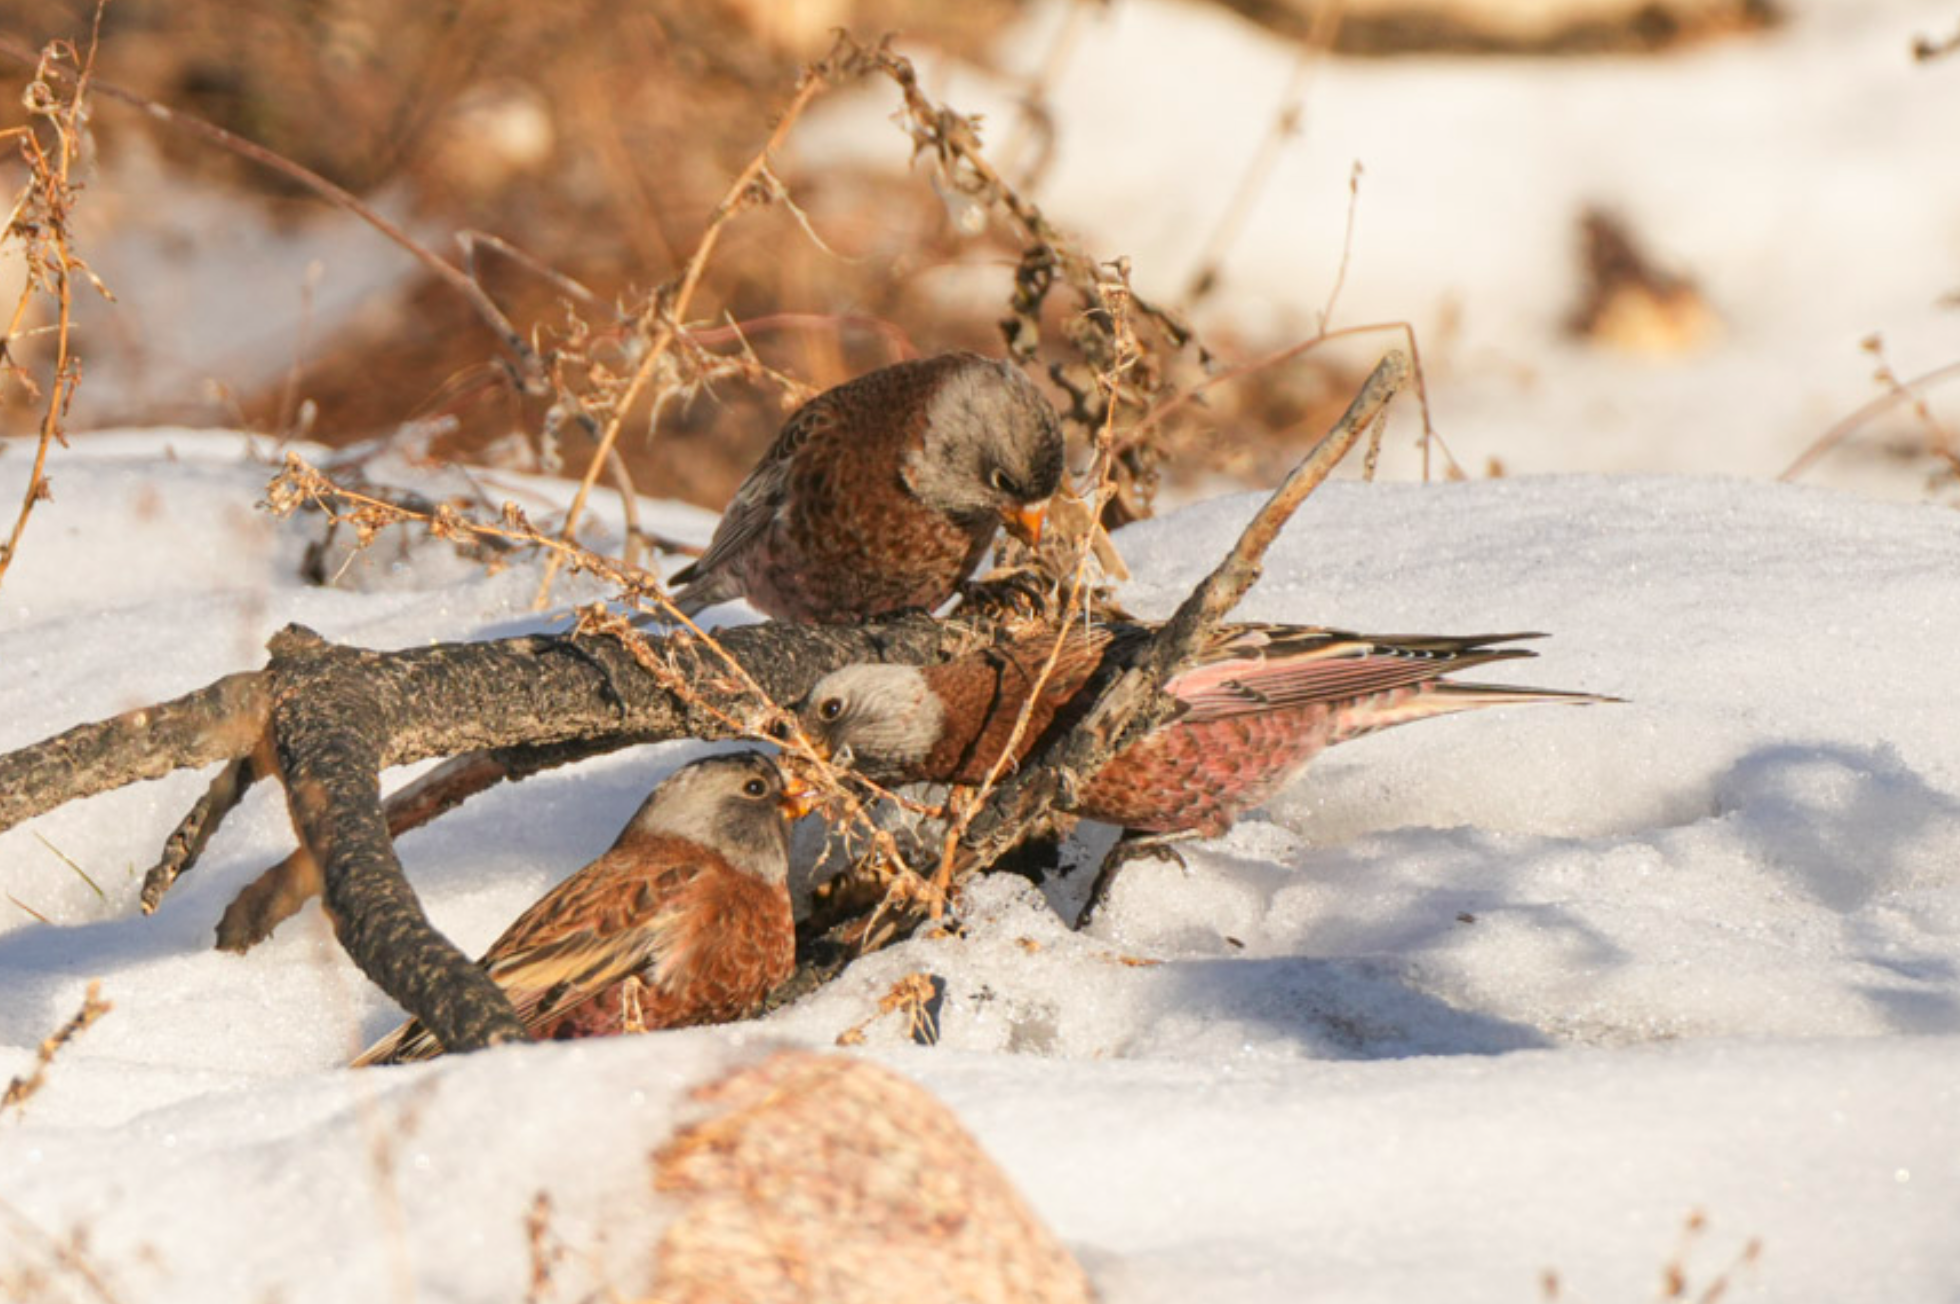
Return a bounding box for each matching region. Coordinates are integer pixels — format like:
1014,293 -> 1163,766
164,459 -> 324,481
802,0 -> 1960,502
2,435 -> 1955,1301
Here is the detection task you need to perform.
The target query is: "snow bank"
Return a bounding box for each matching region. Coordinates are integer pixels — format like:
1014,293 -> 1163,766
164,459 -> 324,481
3,435 -> 1956,1301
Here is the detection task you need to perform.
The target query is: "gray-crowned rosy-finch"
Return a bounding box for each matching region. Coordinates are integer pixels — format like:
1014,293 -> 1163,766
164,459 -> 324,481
354,752 -> 813,1065
667,353 -> 1066,624
797,622 -> 1609,837
794,623 -> 1112,786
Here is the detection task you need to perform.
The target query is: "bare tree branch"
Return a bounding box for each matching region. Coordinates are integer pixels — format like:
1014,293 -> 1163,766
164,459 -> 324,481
1,612 -> 965,1053
139,749 -> 266,914
0,672 -> 269,830
214,737 -> 655,953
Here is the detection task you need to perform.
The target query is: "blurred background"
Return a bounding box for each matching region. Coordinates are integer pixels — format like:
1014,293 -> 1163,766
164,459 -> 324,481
1,0 -> 1954,516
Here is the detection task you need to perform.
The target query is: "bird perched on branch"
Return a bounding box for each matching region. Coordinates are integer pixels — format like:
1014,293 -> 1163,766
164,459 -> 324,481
796,624 -> 1613,921
795,622 -> 1113,786
354,752 -> 813,1065
667,352 -> 1066,624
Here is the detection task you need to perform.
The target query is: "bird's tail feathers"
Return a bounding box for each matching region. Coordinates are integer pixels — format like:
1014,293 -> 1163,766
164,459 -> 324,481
1332,680 -> 1619,744
351,1018 -> 441,1068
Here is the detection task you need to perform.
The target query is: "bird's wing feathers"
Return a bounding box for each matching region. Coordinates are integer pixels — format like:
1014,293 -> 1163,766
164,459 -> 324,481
1167,627 -> 1543,723
351,853 -> 702,1066
479,855 -> 699,1034
350,913 -> 685,1067
669,396 -> 840,607
483,914 -> 682,1030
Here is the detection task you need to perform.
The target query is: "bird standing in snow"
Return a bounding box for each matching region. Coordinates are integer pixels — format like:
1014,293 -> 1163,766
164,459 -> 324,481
667,352 -> 1066,624
354,752 -> 813,1065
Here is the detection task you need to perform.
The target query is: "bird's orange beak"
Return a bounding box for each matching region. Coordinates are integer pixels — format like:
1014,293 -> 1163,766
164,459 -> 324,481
778,773 -> 819,820
1001,500 -> 1047,549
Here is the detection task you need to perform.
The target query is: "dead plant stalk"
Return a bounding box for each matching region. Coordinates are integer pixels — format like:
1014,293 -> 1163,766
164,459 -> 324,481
0,24 -> 106,591
530,69 -> 832,608
2,979 -> 111,1117
926,283 -> 1143,911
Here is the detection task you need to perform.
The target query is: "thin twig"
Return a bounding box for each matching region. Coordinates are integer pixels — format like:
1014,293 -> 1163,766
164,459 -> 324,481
459,230 -> 616,315
1780,354 -> 1960,482
8,894 -> 51,924
1128,350 -> 1412,690
1116,320 -> 1458,479
140,750 -> 265,914
2,979 -> 111,1117
686,311 -> 918,360
1318,160 -> 1363,335
531,64 -> 836,607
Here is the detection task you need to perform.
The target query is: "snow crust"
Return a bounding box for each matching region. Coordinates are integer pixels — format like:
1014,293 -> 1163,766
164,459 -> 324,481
3,434 -> 1956,1301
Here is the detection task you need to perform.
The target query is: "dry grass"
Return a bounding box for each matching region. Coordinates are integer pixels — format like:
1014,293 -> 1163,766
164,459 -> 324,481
1540,1208 -> 1763,1304
0,0 -> 1390,521
1781,334 -> 1960,495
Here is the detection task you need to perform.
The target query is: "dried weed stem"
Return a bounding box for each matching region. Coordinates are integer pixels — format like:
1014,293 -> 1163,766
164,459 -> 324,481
0,21 -> 109,591
1781,336 -> 1960,484
2,979 -> 111,1117
530,57 -> 837,607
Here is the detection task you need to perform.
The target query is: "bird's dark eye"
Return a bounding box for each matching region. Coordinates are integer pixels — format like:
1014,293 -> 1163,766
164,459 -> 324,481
990,468 -> 1018,496
742,777 -> 769,798
818,697 -> 844,722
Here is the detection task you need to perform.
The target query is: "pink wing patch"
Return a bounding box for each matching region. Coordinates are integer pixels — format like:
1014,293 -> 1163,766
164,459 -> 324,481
1168,631 -> 1532,723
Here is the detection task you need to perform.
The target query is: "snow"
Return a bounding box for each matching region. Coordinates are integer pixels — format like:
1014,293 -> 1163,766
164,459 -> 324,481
4,433 -> 1958,1301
